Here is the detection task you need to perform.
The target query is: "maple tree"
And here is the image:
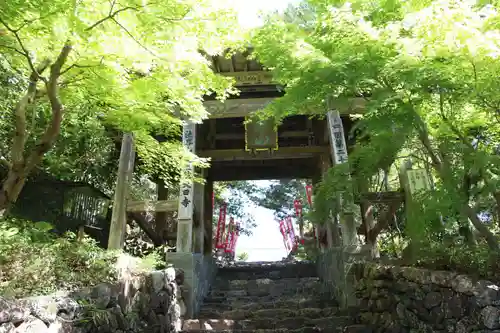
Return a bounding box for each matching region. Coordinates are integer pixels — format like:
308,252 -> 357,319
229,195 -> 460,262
0,0 -> 245,215
252,0 -> 500,250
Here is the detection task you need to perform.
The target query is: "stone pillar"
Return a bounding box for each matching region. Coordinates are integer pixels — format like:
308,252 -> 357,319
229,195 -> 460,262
177,122 -> 196,253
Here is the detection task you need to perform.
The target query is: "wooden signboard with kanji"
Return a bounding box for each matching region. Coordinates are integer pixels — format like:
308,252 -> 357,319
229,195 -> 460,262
244,117 -> 278,151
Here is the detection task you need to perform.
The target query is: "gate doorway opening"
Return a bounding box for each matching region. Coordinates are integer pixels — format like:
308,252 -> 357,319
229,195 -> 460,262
212,178 -> 315,262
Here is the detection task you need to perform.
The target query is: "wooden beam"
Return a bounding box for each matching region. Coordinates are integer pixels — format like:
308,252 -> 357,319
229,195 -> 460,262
126,199 -> 178,212
209,163 -> 317,181
108,133 -> 135,250
127,212 -> 163,246
199,146 -> 330,161
221,71 -> 274,86
204,97 -> 367,119
137,191 -> 404,213
214,130 -> 310,141
356,191 -> 405,204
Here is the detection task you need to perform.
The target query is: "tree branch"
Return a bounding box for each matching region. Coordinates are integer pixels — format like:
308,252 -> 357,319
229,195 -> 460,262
60,56 -> 104,75
11,59 -> 51,170
111,18 -> 158,57
25,42 -> 72,173
86,6 -> 141,31
0,17 -> 39,77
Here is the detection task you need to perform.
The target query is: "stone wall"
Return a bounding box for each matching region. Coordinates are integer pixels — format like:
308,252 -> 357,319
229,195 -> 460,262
166,253 -> 217,318
316,246 -> 372,307
352,263 -> 500,332
192,254 -> 217,316
0,267 -> 186,333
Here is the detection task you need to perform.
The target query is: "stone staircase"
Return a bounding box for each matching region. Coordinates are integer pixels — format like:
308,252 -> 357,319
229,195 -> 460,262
181,261 -> 372,333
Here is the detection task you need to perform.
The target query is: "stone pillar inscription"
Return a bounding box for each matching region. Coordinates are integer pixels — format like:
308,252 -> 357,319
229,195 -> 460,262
176,122 -> 196,253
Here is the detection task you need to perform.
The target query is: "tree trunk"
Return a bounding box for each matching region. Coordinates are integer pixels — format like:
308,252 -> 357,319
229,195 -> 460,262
0,45 -> 71,218
0,168 -> 27,217
361,200 -> 379,258
495,192 -> 500,228
298,217 -> 304,239
464,205 -> 499,250
414,113 -> 499,250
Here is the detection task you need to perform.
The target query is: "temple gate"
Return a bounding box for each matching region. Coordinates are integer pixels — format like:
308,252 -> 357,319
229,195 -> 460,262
106,50 -> 403,316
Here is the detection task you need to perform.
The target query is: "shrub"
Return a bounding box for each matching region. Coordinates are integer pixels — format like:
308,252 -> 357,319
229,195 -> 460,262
0,217 -> 119,297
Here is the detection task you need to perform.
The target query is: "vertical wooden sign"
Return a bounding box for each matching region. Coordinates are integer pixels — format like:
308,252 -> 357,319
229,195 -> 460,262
326,110 -> 357,246
176,122 -> 196,252
327,111 -> 349,165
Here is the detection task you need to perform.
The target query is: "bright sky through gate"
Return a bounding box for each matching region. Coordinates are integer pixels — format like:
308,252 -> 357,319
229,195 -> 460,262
234,181 -> 289,262
233,0 -> 299,28
229,0 -> 298,262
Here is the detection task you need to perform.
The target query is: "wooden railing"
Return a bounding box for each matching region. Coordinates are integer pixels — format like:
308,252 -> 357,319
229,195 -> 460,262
126,199 -> 178,213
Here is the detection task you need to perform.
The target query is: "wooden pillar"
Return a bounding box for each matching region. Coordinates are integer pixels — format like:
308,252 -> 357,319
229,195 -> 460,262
311,169 -> 326,251
326,109 -> 358,248
108,133 -> 135,250
156,179 -> 169,244
192,173 -> 205,253
176,122 -> 196,253
203,178 -> 213,255
319,154 -> 341,248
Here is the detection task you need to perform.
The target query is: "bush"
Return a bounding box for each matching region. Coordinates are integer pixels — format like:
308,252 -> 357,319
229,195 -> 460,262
0,217 -> 120,298
414,240 -> 500,282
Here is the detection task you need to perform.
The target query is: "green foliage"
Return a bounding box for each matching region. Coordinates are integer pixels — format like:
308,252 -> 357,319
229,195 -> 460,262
414,241 -> 500,281
249,179 -> 310,220
213,181 -> 257,236
236,252 -> 249,261
0,217 -> 119,297
0,0 -> 246,208
252,0 -> 500,250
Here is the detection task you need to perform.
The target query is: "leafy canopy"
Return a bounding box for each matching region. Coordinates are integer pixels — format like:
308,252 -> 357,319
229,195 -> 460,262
252,0 -> 500,249
0,0 -> 246,196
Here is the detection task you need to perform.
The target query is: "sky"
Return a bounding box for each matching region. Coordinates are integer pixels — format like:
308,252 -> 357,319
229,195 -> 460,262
233,181 -> 289,262
227,1 -> 298,262
233,0 -> 299,28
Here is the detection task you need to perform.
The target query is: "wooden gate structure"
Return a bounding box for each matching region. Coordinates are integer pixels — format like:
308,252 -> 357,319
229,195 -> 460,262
105,51 -> 408,316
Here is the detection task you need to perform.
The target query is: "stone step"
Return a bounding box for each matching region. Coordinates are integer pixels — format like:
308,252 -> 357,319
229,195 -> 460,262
203,294 -> 338,308
181,327 -> 372,333
182,315 -> 352,331
217,262 -> 317,280
200,297 -> 338,312
209,285 -> 322,298
342,325 -> 374,333
180,327 -> 342,333
198,306 -> 339,320
212,277 -> 320,290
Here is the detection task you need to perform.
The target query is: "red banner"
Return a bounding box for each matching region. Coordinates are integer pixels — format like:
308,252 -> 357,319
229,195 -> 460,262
223,217 -> 235,252
305,185 -> 313,208
227,222 -> 240,254
212,192 -> 215,209
215,203 -> 227,249
294,199 -> 302,217
305,185 -> 317,243
286,216 -> 297,251
279,220 -> 290,252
